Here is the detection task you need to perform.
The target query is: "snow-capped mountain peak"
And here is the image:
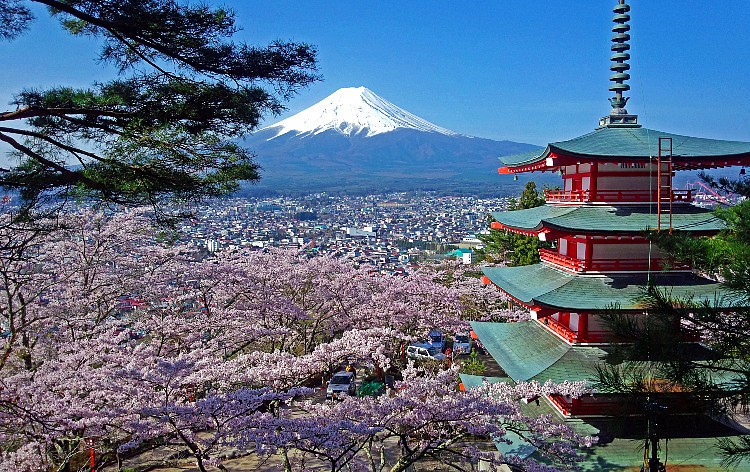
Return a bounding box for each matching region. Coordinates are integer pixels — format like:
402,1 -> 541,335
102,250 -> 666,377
261,86 -> 461,139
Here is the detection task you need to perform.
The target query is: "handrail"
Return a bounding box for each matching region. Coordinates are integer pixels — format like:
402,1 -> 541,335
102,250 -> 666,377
543,189 -> 589,203
538,248 -> 584,272
539,249 -> 691,273
540,316 -> 577,343
544,189 -> 693,204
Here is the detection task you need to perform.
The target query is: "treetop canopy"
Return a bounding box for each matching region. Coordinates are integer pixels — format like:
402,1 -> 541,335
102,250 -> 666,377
0,0 -> 320,218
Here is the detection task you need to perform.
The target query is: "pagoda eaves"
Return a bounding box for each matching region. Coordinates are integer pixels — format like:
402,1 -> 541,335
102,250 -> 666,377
481,264 -> 738,314
499,126 -> 750,174
490,204 -> 724,236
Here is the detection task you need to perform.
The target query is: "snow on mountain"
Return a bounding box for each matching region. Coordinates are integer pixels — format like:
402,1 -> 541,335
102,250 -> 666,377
261,86 -> 461,139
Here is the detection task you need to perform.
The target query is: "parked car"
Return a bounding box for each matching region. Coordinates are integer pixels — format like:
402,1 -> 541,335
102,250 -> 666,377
406,344 -> 447,361
326,371 -> 356,400
428,330 -> 446,352
452,333 -> 472,355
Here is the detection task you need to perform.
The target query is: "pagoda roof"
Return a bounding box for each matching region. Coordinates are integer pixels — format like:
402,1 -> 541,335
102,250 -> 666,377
500,126 -> 750,171
492,204 -> 724,235
481,264 -> 739,312
471,320 -> 739,386
471,320 -> 602,383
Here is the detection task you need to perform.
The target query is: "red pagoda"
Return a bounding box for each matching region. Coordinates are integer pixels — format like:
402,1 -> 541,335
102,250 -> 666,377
468,1 -> 750,468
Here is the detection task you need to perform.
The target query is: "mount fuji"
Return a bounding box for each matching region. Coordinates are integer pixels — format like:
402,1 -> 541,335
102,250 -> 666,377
243,87 -> 540,194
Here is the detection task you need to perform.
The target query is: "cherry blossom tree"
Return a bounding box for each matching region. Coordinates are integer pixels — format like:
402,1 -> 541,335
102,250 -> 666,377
0,210 -> 185,471
253,366 -> 592,472
0,212 -> 589,472
420,259 -> 529,323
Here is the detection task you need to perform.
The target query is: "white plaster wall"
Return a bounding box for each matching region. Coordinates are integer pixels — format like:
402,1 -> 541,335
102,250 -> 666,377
569,313 -> 579,331
596,175 -> 657,191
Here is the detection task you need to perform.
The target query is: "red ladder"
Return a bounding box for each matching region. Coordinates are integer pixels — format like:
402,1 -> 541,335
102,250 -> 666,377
657,137 -> 673,233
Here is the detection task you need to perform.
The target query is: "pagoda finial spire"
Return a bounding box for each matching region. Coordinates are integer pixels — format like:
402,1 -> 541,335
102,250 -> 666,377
600,0 -> 640,128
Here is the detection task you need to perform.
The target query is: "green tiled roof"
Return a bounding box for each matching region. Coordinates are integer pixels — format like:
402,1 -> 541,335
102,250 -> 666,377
534,346 -> 607,384
500,126 -> 750,167
575,436 -> 740,471
471,321 -> 570,381
492,204 -> 724,234
482,265 -> 572,305
471,321 -> 744,390
460,346 -> 746,470
470,321 -> 606,383
482,264 -> 738,311
528,401 -> 746,471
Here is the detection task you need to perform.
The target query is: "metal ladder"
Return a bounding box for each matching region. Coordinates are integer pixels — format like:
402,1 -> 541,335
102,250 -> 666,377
657,137 -> 673,233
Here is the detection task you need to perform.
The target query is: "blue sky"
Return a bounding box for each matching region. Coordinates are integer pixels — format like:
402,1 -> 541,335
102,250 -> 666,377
3,1 -> 750,146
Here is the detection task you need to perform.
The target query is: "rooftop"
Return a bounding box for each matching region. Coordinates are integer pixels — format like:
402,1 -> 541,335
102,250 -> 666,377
492,204 -> 724,235
500,126 -> 750,171
481,264 -> 739,312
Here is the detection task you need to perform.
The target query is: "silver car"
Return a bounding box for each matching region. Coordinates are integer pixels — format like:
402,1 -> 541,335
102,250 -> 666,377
326,371 -> 356,400
406,344 -> 446,361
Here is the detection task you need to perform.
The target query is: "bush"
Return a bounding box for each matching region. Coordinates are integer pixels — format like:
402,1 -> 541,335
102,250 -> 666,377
458,350 -> 486,375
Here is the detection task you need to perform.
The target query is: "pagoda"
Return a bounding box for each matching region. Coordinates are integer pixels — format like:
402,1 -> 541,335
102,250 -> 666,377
472,0 -> 750,441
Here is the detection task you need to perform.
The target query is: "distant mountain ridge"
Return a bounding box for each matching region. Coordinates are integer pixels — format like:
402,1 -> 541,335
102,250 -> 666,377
243,87 -> 543,194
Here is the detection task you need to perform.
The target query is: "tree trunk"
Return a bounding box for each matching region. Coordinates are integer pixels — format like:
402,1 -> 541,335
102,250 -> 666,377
389,457 -> 415,472
194,452 -> 208,472
364,443 -> 375,472
282,447 -> 292,472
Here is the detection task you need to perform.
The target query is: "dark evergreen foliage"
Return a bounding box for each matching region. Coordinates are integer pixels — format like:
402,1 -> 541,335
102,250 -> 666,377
477,181 -> 546,266
0,0 -> 319,217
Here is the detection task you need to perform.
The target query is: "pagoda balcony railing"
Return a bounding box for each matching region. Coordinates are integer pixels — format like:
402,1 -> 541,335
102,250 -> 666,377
539,248 -> 690,273
540,316 -> 610,343
540,316 -> 577,343
544,189 -> 693,204
547,394 -> 573,415
538,248 -> 584,272
548,394 -> 622,416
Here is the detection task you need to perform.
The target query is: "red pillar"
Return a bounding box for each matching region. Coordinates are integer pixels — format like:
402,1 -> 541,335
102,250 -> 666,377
589,163 -> 598,201
578,313 -> 589,341
584,236 -> 594,271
